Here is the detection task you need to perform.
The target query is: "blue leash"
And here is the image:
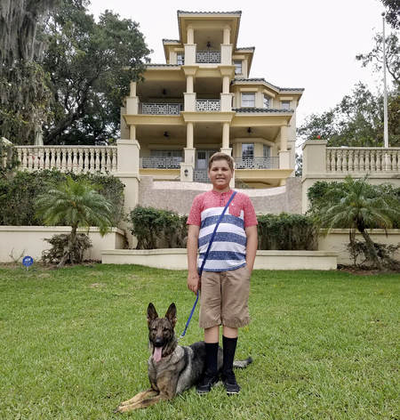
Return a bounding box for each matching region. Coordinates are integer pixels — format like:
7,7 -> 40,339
179,191 -> 237,339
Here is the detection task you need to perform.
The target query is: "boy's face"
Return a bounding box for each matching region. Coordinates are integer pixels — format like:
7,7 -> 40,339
208,159 -> 233,192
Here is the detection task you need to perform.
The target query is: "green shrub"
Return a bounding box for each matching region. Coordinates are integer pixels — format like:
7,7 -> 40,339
130,206 -> 187,249
307,180 -> 400,228
257,213 -> 318,250
42,233 -> 92,265
0,170 -> 124,226
130,207 -> 317,251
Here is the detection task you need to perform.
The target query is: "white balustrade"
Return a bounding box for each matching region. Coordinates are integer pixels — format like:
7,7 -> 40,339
14,146 -> 118,173
326,147 -> 400,173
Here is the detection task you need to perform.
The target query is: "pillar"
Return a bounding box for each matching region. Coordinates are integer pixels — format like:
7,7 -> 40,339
180,122 -> 195,181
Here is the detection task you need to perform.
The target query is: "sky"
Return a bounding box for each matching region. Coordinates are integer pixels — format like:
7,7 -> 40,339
88,0 -> 389,137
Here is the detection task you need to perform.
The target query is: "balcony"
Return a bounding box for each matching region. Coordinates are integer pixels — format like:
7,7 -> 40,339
235,157 -> 279,170
141,157 -> 183,169
196,50 -> 221,64
140,103 -> 183,115
196,99 -> 220,112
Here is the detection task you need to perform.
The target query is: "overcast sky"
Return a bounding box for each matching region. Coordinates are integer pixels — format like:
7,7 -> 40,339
89,0 -> 389,134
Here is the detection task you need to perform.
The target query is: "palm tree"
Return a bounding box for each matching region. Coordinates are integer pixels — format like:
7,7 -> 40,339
36,176 -> 114,267
316,176 -> 400,270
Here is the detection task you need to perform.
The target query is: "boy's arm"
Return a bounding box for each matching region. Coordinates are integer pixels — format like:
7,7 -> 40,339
245,225 -> 258,272
187,224 -> 200,294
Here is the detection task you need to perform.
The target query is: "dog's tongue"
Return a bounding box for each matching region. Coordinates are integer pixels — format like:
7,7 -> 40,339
153,346 -> 162,362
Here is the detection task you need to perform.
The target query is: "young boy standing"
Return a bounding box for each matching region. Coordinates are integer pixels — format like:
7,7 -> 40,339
187,152 -> 258,395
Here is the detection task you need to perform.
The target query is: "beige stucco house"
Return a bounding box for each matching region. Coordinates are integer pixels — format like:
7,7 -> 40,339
121,10 -> 304,188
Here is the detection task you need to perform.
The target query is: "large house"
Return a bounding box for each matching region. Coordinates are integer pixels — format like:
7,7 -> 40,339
121,10 -> 304,188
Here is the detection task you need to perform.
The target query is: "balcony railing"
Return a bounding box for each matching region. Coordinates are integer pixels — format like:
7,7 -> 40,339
14,146 -> 118,173
235,157 -> 279,170
140,103 -> 183,115
141,157 -> 183,169
196,50 -> 221,63
196,99 -> 220,112
326,147 -> 400,173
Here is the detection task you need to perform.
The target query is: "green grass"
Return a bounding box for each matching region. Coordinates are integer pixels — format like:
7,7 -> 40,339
0,264 -> 399,420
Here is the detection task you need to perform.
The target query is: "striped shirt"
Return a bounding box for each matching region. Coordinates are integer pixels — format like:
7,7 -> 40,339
187,189 -> 258,272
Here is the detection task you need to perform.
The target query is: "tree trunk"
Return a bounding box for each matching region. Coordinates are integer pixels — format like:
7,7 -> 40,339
359,228 -> 383,270
57,224 -> 77,268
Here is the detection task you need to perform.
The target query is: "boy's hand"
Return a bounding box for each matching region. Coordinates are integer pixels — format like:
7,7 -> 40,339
187,271 -> 200,294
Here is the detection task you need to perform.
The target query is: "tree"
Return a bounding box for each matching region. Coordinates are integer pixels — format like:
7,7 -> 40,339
381,0 -> 400,29
35,176 -> 113,266
0,0 -> 58,144
310,176 -> 400,270
41,4 -> 151,145
298,83 -> 400,147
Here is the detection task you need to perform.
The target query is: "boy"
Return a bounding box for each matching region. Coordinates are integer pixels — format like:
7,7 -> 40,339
187,152 -> 258,395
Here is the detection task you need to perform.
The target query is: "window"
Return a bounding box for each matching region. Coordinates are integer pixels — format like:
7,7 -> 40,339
263,145 -> 271,158
263,95 -> 270,109
281,101 -> 291,110
242,143 -> 254,159
177,54 -> 185,65
242,93 -> 255,108
234,60 -> 242,75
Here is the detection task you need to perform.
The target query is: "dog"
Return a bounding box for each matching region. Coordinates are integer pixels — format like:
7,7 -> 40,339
115,302 -> 252,412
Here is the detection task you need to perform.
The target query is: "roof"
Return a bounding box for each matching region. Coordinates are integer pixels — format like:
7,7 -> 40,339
236,47 -> 255,51
233,108 -> 294,114
232,78 -> 304,94
177,10 -> 242,16
162,39 -> 180,44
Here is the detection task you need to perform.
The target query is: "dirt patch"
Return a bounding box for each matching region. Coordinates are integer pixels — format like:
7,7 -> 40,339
89,283 -> 106,288
337,264 -> 400,275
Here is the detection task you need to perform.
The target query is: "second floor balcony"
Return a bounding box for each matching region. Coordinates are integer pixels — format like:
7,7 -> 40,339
235,157 -> 279,170
196,99 -> 220,112
140,103 -> 183,115
196,50 -> 221,64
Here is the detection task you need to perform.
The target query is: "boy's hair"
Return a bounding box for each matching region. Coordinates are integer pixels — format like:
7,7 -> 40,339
208,152 -> 234,171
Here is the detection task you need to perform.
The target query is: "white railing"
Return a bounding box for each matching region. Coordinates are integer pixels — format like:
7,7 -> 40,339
326,148 -> 400,173
235,157 -> 279,170
196,99 -> 220,112
140,103 -> 182,115
15,146 -> 118,173
141,157 -> 182,169
196,50 -> 221,63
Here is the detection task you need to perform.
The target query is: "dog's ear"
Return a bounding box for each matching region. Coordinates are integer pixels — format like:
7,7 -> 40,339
165,303 -> 177,327
147,303 -> 158,324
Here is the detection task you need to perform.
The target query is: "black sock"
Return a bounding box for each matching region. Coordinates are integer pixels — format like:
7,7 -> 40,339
222,336 -> 238,374
204,342 -> 219,375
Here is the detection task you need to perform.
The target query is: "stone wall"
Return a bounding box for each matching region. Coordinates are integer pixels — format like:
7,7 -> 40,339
139,176 -> 302,215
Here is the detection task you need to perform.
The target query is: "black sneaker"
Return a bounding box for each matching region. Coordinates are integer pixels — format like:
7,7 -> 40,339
222,370 -> 240,395
196,371 -> 219,395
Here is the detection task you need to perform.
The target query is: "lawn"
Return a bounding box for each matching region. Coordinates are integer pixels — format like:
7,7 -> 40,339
0,264 -> 399,420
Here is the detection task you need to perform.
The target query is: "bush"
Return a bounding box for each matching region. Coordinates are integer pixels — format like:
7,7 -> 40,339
130,206 -> 187,249
307,180 -> 400,228
130,207 -> 317,251
42,233 -> 92,265
257,213 -> 318,250
0,170 -> 124,226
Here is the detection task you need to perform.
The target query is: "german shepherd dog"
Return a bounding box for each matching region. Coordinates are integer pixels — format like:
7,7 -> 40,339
115,302 -> 252,412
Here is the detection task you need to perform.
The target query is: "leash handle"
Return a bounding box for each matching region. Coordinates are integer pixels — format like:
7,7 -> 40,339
179,191 -> 237,339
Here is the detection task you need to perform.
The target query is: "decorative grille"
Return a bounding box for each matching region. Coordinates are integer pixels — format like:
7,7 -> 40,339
196,50 -> 221,63
196,99 -> 220,112
141,157 -> 182,169
141,103 -> 182,115
234,157 -> 279,169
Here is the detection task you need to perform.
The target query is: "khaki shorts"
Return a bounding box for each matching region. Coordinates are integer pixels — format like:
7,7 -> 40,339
199,265 -> 251,329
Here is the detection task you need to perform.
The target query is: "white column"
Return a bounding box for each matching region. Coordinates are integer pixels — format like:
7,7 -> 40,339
187,26 -> 194,44
186,75 -> 194,94
223,26 -> 231,44
130,125 -> 136,141
181,122 -> 195,182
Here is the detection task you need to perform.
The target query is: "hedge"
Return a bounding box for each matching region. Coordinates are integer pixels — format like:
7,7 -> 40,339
0,170 -> 125,226
130,206 -> 318,250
